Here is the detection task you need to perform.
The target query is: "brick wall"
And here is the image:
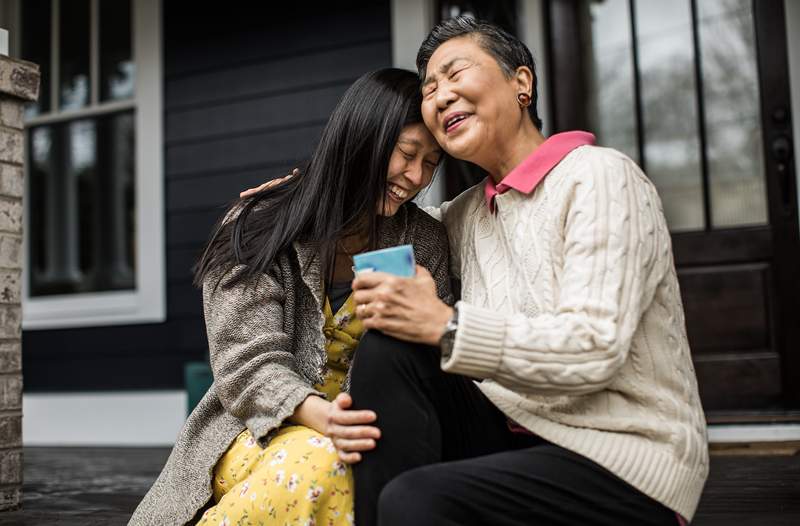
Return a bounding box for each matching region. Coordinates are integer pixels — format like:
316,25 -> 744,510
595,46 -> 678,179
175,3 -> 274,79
0,54 -> 39,512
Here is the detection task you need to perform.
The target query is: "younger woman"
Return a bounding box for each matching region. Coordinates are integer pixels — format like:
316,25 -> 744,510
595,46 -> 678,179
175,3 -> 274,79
129,68 -> 452,526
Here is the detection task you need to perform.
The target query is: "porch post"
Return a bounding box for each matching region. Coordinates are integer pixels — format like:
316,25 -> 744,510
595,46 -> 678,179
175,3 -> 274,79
0,49 -> 40,511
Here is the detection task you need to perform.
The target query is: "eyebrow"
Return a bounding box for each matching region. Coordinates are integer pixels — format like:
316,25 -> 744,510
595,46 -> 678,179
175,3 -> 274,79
422,57 -> 467,87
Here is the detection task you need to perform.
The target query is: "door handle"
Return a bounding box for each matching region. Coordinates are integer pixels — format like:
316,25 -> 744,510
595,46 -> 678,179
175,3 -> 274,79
772,135 -> 794,215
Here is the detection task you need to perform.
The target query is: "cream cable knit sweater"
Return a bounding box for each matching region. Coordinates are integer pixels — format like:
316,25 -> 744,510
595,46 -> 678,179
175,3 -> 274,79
427,145 -> 708,520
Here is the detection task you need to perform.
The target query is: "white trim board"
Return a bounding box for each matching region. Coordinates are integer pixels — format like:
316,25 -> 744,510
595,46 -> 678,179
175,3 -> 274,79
708,424 -> 800,444
23,391 -> 186,447
22,390 -> 800,447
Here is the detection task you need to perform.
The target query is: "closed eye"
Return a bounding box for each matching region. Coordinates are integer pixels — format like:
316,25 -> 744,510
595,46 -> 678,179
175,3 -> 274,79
399,149 -> 415,160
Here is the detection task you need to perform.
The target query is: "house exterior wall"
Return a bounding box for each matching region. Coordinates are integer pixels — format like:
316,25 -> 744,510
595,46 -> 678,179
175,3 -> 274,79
21,2 -> 393,393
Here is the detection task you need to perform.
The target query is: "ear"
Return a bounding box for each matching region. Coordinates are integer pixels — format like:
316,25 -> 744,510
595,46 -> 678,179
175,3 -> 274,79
514,65 -> 534,97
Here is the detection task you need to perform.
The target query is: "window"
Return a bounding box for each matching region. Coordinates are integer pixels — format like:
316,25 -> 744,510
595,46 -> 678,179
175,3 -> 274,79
8,0 -> 164,329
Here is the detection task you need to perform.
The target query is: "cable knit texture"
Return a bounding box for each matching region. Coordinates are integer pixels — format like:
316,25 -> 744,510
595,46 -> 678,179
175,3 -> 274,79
432,145 -> 708,521
128,203 -> 452,526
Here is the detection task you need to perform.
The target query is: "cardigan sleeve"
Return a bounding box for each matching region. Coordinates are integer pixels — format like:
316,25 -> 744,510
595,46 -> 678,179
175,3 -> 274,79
441,154 -> 666,396
203,266 -> 322,445
409,206 -> 454,306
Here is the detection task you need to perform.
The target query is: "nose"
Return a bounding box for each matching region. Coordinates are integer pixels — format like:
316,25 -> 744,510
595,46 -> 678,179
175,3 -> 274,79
405,161 -> 424,188
435,83 -> 457,111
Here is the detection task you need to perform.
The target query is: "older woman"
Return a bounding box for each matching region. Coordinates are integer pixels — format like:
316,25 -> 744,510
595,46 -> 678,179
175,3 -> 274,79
347,17 -> 709,526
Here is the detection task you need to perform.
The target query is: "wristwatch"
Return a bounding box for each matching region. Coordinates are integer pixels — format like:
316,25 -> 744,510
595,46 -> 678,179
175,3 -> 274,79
439,302 -> 460,359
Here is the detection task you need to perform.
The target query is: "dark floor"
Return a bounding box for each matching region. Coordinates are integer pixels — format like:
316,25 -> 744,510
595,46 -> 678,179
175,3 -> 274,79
0,448 -> 798,525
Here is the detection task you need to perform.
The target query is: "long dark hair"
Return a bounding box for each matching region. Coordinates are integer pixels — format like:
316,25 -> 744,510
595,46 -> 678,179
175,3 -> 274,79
194,68 -> 424,289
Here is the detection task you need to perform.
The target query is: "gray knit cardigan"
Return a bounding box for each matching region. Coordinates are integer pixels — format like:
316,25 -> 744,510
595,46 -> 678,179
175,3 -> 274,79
128,203 -> 452,526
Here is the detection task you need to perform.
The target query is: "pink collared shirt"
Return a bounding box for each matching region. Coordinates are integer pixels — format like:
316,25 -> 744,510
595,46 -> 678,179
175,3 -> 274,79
484,131 -> 596,212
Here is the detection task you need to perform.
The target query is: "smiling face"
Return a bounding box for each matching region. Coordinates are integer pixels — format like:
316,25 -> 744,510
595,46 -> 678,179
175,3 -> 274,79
381,123 -> 442,216
421,36 -> 527,168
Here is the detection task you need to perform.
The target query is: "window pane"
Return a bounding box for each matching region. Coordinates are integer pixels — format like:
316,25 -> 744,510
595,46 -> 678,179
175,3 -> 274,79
29,120 -> 86,296
94,111 -> 136,289
584,0 -> 638,163
635,0 -> 704,231
698,0 -> 767,227
21,0 -> 52,117
28,112 -> 135,297
59,0 -> 91,110
29,126 -> 53,275
99,0 -> 135,101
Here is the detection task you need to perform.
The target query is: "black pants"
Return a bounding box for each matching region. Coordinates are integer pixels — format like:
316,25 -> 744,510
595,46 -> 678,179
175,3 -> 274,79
349,331 -> 680,526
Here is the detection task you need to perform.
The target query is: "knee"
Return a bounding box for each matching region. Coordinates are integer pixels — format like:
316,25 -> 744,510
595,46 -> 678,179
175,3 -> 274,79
377,468 -> 451,526
350,331 -> 434,388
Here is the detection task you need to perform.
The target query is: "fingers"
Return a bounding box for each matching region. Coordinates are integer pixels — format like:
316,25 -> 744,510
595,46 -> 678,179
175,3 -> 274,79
328,424 -> 381,441
239,185 -> 262,198
331,408 -> 377,425
352,271 -> 395,291
415,265 -> 432,278
332,437 -> 376,453
338,450 -> 362,464
333,392 -> 352,409
238,168 -> 300,198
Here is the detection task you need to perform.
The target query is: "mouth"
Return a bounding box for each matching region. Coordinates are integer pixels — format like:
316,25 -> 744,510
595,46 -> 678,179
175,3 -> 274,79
387,183 -> 410,204
443,112 -> 471,134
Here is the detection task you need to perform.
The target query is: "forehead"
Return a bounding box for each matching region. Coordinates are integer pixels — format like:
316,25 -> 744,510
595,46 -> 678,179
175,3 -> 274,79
425,35 -> 488,75
399,123 -> 441,151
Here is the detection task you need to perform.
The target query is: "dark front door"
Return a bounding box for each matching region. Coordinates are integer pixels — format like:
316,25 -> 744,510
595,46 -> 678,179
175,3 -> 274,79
547,0 -> 800,420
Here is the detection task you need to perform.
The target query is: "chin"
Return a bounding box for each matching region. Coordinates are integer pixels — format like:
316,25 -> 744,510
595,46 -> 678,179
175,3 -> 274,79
442,133 -> 481,162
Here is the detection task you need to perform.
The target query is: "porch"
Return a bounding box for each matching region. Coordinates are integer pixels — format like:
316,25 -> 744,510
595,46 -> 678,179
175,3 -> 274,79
0,446 -> 797,526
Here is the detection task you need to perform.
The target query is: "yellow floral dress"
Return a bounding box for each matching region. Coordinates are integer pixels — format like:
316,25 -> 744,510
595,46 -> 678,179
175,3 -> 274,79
197,292 -> 364,526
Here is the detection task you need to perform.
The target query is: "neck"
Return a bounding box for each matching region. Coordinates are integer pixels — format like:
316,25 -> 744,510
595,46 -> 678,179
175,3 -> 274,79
485,122 -> 546,184
338,216 -> 370,254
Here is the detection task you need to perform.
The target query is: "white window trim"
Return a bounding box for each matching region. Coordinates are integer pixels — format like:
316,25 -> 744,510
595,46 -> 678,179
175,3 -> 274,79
13,0 -> 165,330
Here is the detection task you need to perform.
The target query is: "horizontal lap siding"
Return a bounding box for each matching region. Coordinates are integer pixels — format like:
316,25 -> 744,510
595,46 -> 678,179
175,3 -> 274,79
22,2 -> 392,391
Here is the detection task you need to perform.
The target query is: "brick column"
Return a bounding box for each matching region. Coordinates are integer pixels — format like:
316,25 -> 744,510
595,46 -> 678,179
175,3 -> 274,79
0,54 -> 39,511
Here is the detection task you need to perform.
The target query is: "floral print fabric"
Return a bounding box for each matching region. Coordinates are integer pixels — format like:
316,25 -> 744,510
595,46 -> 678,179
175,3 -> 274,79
197,293 -> 363,526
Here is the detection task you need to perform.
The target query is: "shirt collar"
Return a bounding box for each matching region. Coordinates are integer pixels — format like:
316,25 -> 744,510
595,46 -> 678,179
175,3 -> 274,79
484,131 -> 596,211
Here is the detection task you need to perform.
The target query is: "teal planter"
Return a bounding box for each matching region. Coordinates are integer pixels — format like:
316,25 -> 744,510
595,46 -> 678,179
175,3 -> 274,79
184,361 -> 214,415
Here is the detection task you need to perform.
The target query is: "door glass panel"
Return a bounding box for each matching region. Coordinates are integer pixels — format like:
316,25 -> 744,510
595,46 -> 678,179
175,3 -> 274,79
584,0 -> 638,164
581,0 -> 768,232
635,0 -> 704,231
698,0 -> 767,227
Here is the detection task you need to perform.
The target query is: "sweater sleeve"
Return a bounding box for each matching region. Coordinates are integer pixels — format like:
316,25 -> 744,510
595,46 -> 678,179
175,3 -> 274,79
441,155 -> 664,395
203,266 -> 322,445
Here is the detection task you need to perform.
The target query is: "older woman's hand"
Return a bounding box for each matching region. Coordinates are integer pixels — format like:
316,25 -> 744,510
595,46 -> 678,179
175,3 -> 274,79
324,393 -> 380,464
238,168 -> 299,198
352,265 -> 453,346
